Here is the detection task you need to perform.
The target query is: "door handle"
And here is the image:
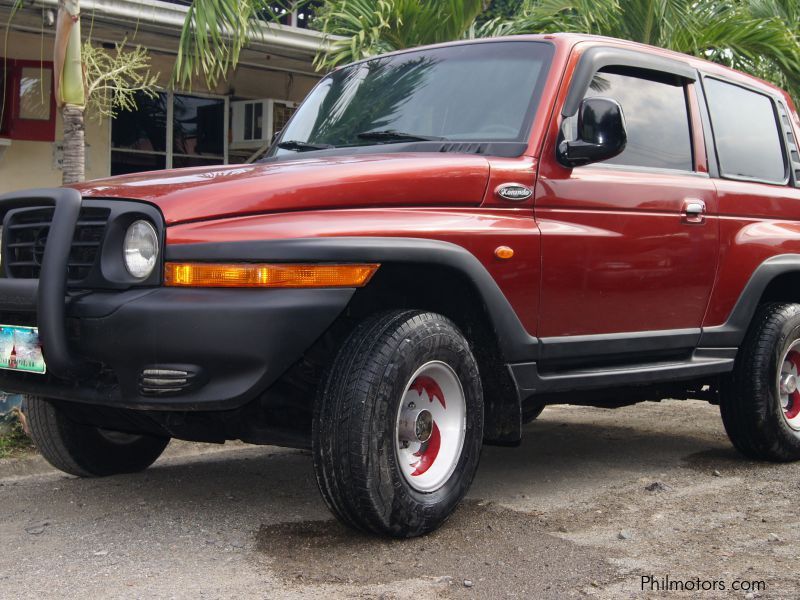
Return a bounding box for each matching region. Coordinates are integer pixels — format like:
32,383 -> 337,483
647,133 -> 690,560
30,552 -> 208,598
682,199 -> 706,224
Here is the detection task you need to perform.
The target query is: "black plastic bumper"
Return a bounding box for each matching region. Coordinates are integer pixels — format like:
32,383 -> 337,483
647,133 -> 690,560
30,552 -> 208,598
0,188 -> 87,378
0,285 -> 354,411
0,188 -> 354,410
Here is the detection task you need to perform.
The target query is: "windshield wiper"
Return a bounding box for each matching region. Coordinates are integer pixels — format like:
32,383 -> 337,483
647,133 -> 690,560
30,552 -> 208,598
277,140 -> 335,152
356,130 -> 446,143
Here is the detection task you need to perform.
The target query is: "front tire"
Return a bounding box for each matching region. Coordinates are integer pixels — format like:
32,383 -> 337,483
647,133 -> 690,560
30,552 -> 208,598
25,396 -> 170,477
721,302 -> 800,461
313,310 -> 483,537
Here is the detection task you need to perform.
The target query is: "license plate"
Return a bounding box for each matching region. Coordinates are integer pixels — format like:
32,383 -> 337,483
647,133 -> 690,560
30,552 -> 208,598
0,325 -> 46,374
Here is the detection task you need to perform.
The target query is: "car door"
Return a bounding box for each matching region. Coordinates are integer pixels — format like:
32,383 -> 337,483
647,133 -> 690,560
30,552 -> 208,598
696,76 -> 800,338
534,49 -> 719,358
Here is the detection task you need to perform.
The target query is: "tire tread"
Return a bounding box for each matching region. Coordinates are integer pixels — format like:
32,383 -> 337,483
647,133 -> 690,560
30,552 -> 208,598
313,310 -> 482,537
721,302 -> 800,462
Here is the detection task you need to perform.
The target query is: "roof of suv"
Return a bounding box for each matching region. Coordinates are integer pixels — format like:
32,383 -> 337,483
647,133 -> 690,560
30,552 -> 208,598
343,33 -> 795,108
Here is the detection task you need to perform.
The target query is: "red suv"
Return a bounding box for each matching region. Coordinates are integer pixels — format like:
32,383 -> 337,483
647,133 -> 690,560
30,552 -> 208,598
2,34 -> 800,537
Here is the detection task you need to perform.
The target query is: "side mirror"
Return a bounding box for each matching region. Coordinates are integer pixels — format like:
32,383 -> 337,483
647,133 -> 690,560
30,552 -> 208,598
557,97 -> 627,168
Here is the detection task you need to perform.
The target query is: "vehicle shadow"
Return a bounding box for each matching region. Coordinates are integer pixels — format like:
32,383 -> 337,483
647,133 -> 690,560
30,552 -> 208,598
89,407 -> 736,514
4,404 -> 749,597
32,407 -> 739,523
471,408 -> 739,503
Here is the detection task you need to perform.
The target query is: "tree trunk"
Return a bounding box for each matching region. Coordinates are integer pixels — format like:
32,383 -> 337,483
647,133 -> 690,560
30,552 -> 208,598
55,0 -> 85,185
61,104 -> 85,184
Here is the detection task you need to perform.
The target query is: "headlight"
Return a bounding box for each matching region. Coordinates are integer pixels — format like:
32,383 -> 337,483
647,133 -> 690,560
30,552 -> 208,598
123,220 -> 158,279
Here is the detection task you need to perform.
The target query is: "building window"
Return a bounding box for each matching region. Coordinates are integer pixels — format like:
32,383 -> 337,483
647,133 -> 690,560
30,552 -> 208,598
111,90 -> 227,175
172,94 -> 225,168
0,58 -> 56,141
161,1 -> 319,29
270,2 -> 293,25
0,60 -> 7,135
296,1 -> 323,28
19,67 -> 52,121
266,1 -> 321,28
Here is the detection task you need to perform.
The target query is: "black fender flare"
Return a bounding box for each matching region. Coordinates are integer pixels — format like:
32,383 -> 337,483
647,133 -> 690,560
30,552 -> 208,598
700,254 -> 800,347
166,236 -> 540,362
167,237 -> 539,445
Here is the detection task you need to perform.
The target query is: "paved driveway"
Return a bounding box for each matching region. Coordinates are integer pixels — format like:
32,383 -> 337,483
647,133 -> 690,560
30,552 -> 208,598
1,400 -> 797,599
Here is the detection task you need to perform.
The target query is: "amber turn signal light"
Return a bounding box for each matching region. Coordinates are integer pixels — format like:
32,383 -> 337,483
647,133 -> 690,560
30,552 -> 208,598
164,262 -> 379,288
494,246 -> 514,260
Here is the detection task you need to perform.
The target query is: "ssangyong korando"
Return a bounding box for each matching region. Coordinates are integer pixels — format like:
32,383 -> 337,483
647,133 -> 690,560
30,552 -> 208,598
2,34 -> 800,537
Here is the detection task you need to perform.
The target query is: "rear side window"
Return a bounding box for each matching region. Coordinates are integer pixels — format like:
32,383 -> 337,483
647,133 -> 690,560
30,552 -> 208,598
578,70 -> 693,171
704,78 -> 786,184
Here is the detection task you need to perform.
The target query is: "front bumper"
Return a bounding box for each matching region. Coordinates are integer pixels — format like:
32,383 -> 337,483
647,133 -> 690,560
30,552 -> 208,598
0,188 -> 353,410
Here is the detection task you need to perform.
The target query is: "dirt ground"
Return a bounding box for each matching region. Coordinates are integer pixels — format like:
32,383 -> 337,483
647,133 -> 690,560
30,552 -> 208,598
0,400 -> 798,599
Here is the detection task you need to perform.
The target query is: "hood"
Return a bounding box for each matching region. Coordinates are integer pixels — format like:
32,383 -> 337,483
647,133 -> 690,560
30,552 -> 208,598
74,153 -> 490,225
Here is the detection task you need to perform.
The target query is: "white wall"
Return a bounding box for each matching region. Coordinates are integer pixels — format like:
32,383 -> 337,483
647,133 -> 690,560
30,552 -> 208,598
0,29 -> 321,195
1,31 -> 110,193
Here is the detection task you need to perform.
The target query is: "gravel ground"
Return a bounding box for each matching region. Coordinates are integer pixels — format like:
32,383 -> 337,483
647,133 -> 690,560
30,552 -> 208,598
1,400 -> 798,599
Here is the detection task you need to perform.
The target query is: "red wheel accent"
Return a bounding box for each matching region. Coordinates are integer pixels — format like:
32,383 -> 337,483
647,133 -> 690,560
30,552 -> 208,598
789,351 -> 800,372
411,422 -> 441,476
410,375 -> 446,409
786,394 -> 800,420
396,361 -> 466,492
408,375 -> 446,475
785,351 -> 800,420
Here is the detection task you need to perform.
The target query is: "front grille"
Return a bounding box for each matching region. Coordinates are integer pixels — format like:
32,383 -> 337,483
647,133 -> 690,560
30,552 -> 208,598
4,207 -> 110,281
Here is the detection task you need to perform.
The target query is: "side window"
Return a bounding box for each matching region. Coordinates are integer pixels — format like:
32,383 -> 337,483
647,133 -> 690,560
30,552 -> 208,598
567,70 -> 693,171
703,78 -> 786,184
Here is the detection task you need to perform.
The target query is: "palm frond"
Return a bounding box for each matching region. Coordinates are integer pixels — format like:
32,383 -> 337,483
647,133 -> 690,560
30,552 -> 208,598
174,0 -> 800,104
175,0 -> 296,89
499,0 -> 800,102
314,0 -> 486,70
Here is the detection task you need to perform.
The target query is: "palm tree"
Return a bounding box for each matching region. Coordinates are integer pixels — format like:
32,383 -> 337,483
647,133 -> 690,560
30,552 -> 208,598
47,0 -> 800,183
49,1 -> 157,184
175,0 -> 487,81
53,0 -> 86,184
303,0 -> 800,100
745,0 -> 800,96
487,0 -> 800,101
174,0 -> 319,89
311,0 -> 488,68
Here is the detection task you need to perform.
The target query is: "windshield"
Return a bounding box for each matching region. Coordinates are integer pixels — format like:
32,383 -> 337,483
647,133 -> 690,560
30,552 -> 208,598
272,41 -> 553,156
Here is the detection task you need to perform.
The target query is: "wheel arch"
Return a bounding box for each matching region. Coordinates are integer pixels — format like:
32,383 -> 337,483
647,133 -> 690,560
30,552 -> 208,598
701,254 -> 800,347
346,262 -> 524,444
166,237 -> 539,361
166,237 -> 540,445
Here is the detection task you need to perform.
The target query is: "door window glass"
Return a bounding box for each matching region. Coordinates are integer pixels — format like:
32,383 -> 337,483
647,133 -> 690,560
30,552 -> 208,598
704,78 -> 786,184
573,70 -> 693,171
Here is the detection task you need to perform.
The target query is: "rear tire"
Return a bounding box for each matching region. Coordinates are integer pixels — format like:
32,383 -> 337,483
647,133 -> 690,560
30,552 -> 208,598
720,302 -> 800,462
24,396 -> 170,477
313,310 -> 483,537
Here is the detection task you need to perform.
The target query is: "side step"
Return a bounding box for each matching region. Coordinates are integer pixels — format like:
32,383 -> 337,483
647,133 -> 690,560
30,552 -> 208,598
508,348 -> 737,395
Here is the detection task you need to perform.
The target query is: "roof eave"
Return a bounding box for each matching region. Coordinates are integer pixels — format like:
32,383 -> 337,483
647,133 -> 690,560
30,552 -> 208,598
32,0 -> 332,56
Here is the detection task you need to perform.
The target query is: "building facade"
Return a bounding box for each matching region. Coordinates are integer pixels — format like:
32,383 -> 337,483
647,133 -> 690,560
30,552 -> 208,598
0,0 -> 325,193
